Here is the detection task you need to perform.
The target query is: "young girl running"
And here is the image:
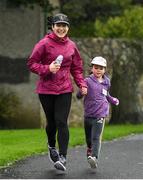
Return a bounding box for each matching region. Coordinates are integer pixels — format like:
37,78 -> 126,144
77,56 -> 119,169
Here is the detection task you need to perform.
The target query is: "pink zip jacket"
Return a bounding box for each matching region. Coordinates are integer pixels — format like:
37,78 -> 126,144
27,32 -> 87,94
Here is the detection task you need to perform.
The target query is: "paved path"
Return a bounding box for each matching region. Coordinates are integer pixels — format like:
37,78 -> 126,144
1,134 -> 143,179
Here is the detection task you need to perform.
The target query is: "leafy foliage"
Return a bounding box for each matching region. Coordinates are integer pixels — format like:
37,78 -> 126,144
59,0 -> 136,37
70,21 -> 95,37
60,0 -> 132,24
95,6 -> 143,39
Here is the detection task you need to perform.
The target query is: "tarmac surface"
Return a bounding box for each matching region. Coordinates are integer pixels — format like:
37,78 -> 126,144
0,134 -> 143,179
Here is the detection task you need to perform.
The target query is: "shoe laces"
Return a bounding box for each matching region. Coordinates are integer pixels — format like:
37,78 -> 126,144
50,147 -> 58,157
60,155 -> 66,164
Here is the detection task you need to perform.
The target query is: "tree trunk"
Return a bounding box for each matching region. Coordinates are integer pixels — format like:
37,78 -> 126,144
109,43 -> 143,124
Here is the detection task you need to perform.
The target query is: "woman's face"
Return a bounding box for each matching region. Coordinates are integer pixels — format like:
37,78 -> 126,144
52,23 -> 69,38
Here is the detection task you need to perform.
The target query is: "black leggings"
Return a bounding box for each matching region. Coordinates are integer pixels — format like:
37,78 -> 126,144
39,93 -> 72,156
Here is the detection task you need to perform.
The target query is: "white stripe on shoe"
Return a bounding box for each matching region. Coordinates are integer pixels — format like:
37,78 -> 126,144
48,153 -> 55,164
54,161 -> 66,171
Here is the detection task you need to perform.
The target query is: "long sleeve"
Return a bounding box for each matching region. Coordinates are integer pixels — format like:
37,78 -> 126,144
70,46 -> 87,88
27,40 -> 51,77
107,93 -> 119,105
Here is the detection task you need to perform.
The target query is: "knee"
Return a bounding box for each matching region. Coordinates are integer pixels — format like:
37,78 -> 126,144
57,120 -> 68,129
93,135 -> 100,142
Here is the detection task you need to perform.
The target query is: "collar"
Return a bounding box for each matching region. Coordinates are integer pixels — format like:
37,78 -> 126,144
47,32 -> 68,44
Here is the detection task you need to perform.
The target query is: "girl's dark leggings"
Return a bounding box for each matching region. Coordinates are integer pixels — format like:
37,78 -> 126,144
39,93 -> 72,157
84,117 -> 105,159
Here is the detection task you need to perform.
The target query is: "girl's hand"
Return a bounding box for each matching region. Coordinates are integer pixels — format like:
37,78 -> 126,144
49,61 -> 61,74
113,98 -> 119,106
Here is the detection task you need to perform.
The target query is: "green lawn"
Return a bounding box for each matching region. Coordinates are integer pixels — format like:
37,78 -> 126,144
0,124 -> 143,168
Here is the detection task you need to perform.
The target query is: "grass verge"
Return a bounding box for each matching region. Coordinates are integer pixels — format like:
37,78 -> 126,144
0,124 -> 143,168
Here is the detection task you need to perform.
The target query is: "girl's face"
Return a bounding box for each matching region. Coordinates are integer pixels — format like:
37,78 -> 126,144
92,65 -> 106,79
52,23 -> 69,38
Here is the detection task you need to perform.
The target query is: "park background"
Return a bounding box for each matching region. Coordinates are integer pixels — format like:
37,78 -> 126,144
1,0 -> 143,168
0,0 -> 143,129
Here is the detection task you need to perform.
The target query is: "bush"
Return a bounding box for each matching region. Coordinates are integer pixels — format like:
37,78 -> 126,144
94,6 -> 143,39
70,21 -> 95,37
0,88 -> 20,129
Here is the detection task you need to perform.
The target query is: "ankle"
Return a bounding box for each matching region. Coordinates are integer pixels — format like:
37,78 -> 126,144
59,154 -> 66,158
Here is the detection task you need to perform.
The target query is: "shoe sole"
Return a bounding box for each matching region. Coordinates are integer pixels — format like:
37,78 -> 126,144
88,157 -> 97,169
54,161 -> 66,171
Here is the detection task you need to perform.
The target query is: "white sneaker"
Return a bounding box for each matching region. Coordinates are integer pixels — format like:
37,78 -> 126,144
87,156 -> 97,169
54,155 -> 66,171
54,161 -> 66,171
48,146 -> 59,163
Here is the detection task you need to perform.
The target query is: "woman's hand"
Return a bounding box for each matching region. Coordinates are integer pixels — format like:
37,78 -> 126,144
81,87 -> 87,95
49,61 -> 61,74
